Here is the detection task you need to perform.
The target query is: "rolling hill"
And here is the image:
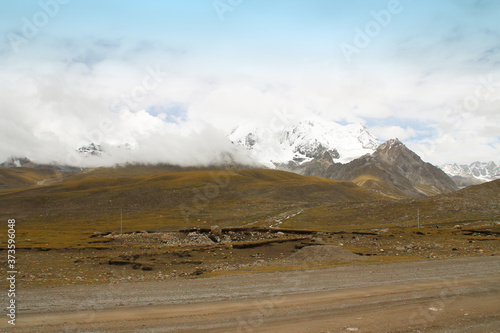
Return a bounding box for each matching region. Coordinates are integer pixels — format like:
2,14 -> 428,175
0,167 -> 70,189
0,166 -> 385,248
280,179 -> 500,231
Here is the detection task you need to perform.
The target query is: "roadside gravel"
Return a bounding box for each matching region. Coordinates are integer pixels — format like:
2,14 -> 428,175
15,256 -> 500,314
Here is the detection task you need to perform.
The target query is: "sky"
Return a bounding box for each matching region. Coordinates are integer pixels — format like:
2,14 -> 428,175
0,0 -> 499,167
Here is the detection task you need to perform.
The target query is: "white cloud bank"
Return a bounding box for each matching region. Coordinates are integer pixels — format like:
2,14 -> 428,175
0,36 -> 499,167
370,126 -> 417,141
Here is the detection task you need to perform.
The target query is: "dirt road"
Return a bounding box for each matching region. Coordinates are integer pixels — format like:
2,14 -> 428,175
3,256 -> 500,332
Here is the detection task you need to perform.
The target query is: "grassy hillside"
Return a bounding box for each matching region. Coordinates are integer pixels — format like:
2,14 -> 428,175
282,179 -> 500,231
350,174 -> 407,199
1,165 -> 497,250
0,167 -> 69,189
0,167 -> 385,248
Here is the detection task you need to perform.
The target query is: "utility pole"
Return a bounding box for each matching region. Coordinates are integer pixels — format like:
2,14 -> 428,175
417,208 -> 420,228
120,207 -> 123,234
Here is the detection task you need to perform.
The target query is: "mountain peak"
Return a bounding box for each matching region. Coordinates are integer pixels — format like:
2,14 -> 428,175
0,156 -> 33,168
377,138 -> 403,151
291,137 -> 458,197
374,138 -> 423,165
229,118 -> 380,167
77,143 -> 103,156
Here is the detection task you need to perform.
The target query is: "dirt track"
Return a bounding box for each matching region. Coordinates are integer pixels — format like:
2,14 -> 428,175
3,256 -> 500,332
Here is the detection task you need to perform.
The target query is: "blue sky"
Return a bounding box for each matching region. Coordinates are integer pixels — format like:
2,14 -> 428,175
1,0 -> 499,165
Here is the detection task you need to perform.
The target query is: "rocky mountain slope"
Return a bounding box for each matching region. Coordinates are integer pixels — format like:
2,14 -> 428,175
288,139 -> 459,198
228,119 -> 459,197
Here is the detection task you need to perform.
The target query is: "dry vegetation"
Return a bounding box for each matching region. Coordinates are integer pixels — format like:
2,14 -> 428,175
0,167 -> 385,248
0,166 -> 499,288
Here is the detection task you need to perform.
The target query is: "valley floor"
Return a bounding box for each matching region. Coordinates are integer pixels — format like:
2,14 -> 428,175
2,224 -> 498,288
2,256 -> 500,332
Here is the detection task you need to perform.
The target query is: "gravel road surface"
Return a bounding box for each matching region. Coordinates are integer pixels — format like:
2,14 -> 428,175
3,256 -> 499,332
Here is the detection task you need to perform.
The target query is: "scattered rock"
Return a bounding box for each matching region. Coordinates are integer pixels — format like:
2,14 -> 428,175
187,232 -> 214,245
285,245 -> 363,264
191,268 -> 206,276
108,260 -> 131,266
179,260 -> 203,265
210,225 -> 222,236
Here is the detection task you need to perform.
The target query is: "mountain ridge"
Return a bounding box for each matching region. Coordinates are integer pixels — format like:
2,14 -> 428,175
229,118 -> 380,167
286,138 -> 459,198
441,161 -> 500,187
0,118 -> 468,198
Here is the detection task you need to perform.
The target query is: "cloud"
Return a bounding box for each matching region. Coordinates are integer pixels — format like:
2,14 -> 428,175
370,126 -> 417,141
411,133 -> 500,166
67,121 -> 256,168
0,40 -> 256,167
1,16 -> 500,168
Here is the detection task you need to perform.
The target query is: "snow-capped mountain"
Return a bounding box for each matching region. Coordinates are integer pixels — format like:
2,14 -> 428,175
76,142 -> 136,159
228,118 -> 380,168
0,156 -> 34,168
289,138 -> 458,197
77,143 -> 104,157
441,161 -> 500,184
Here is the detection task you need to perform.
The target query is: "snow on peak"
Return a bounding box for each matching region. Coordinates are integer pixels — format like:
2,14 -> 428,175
0,156 -> 32,168
441,161 -> 500,181
229,118 -> 380,167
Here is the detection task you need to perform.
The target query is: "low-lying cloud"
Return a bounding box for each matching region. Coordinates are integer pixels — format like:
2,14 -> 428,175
1,33 -> 499,167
